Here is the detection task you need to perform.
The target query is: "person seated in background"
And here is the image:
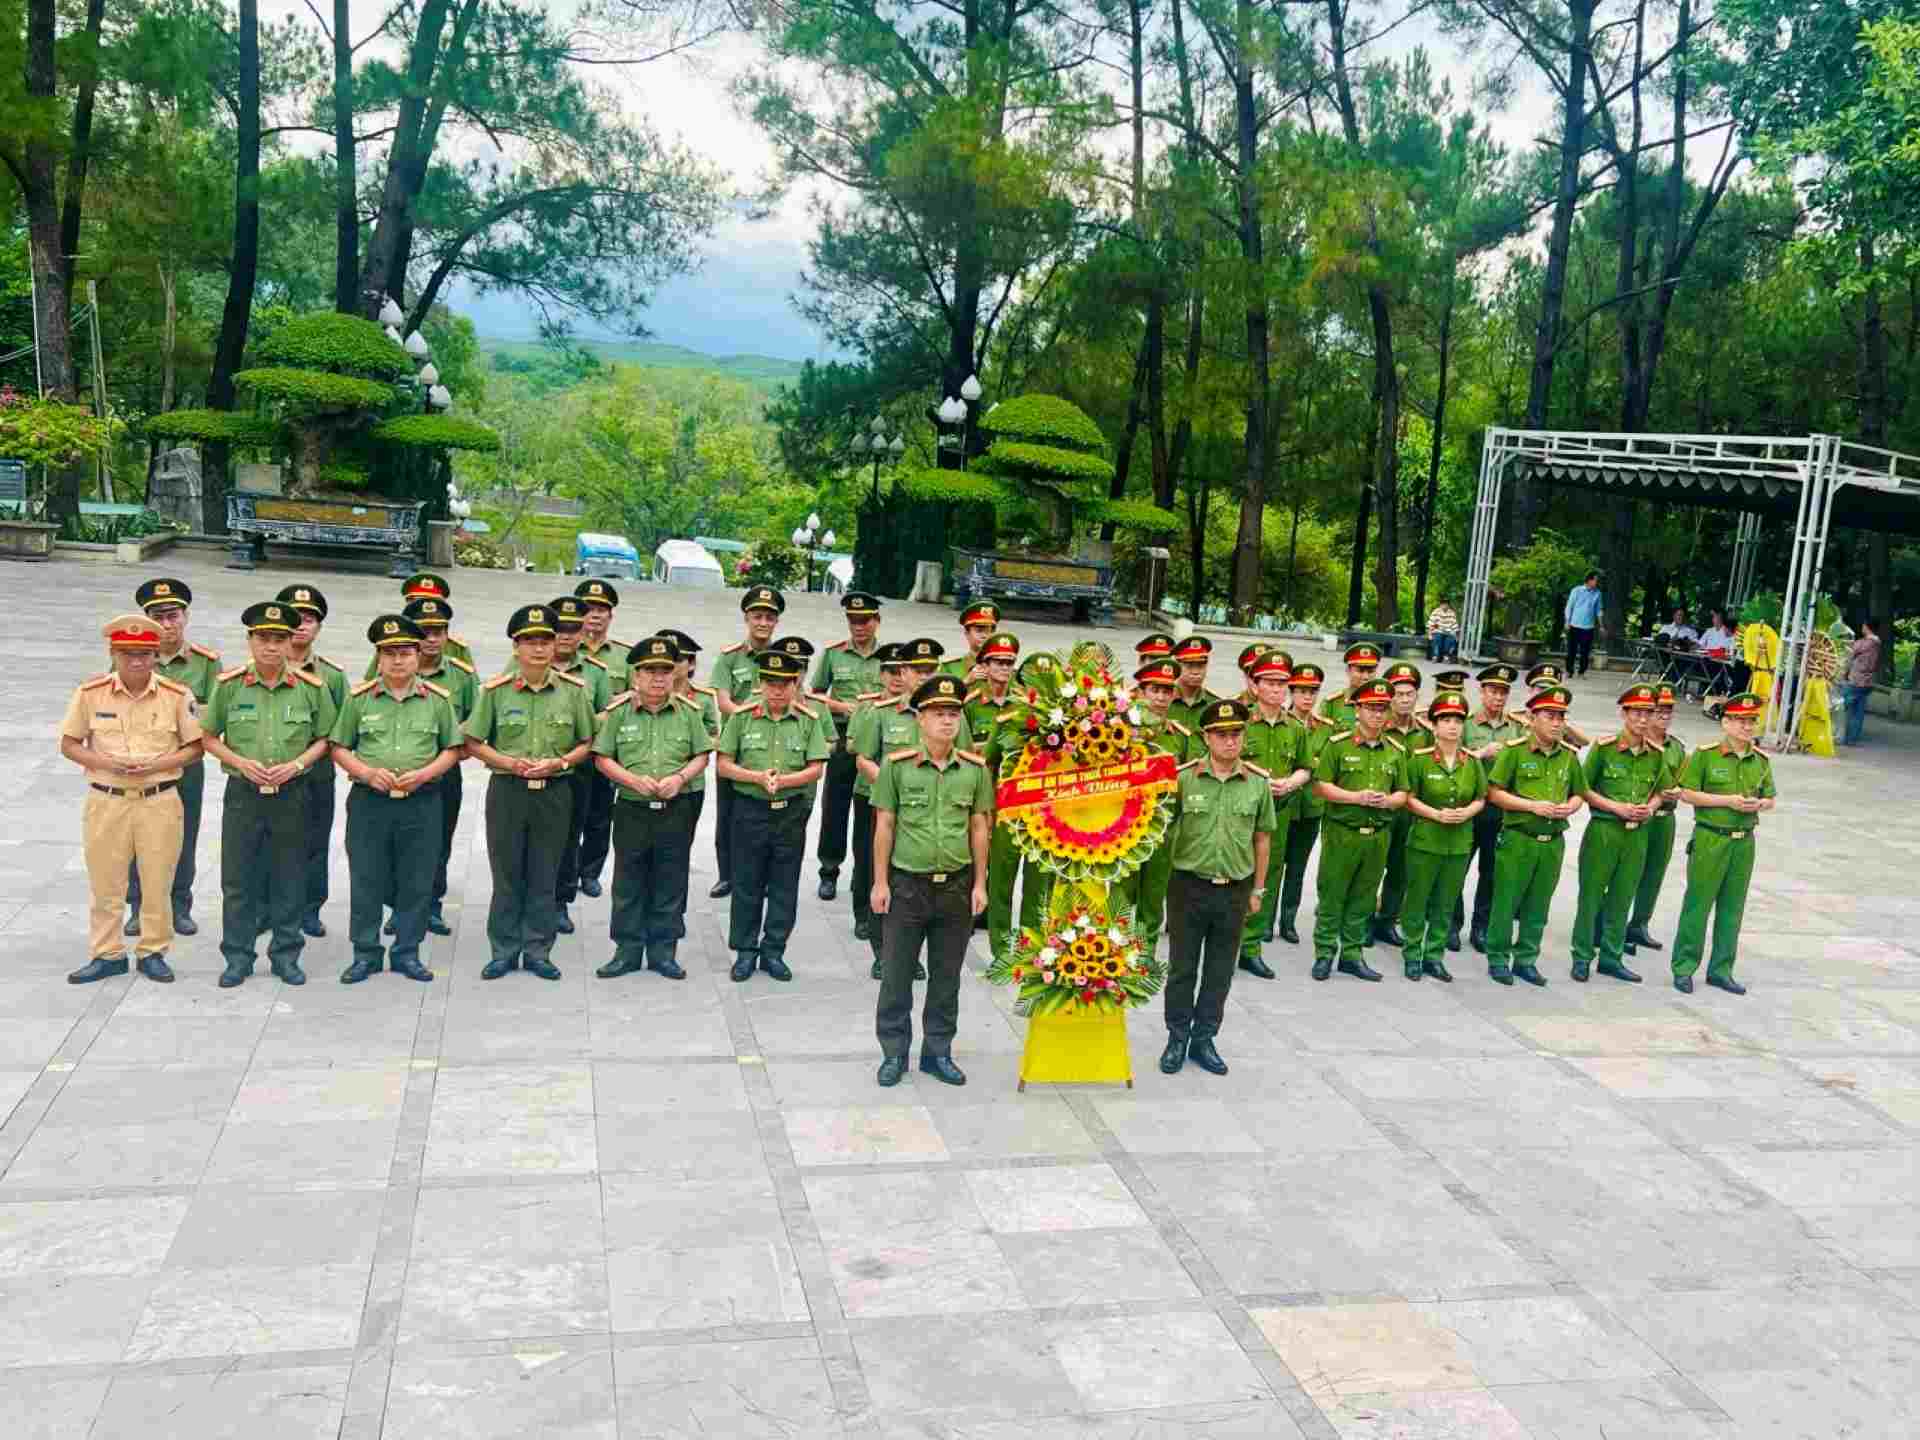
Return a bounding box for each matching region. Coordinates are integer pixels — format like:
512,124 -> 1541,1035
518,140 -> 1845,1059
1698,610 -> 1735,655
1426,595 -> 1460,661
1657,608 -> 1699,647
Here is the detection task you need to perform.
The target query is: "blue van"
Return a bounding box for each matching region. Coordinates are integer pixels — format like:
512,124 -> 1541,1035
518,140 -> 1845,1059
574,532 -> 641,579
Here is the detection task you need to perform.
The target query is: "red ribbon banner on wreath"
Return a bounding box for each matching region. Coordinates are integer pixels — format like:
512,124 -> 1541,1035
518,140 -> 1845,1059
994,751 -> 1179,816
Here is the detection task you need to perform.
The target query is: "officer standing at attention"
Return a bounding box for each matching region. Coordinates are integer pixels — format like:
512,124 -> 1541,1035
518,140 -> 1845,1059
850,643 -> 924,979
1318,643 -> 1383,729
573,579 -> 630,900
1235,643 -> 1272,701
941,602 -> 1000,683
1310,680 -> 1408,982
871,673 -> 992,1088
549,595 -> 613,936
1625,683 -> 1686,957
1484,684 -> 1586,987
1463,664 -> 1524,952
61,614 -> 203,984
1273,664 -> 1332,945
1161,699 -> 1277,1076
1237,654 -> 1309,978
1399,692 -> 1486,983
400,596 -> 475,937
1525,662 -> 1592,745
280,584 -> 346,937
1568,683 -> 1669,984
123,578 -> 218,939
716,648 -> 830,982
361,573 -> 477,677
1369,660 -> 1425,948
971,633 -> 1050,962
329,616 -> 462,984
464,605 -> 598,981
708,585 -> 785,899
1113,657 -> 1191,957
593,636 -> 713,980
810,591 -> 885,908
1167,635 -> 1221,732
657,627 -> 719,823
1669,692 -> 1775,995
201,602 -> 337,987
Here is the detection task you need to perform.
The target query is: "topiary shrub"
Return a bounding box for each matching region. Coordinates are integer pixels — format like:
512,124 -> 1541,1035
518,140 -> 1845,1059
978,394 -> 1108,454
370,414 -> 502,453
255,313 -> 413,380
143,409 -> 282,448
235,368 -> 395,414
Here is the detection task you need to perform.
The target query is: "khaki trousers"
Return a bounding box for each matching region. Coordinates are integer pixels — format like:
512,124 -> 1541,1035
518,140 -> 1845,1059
84,786 -> 183,958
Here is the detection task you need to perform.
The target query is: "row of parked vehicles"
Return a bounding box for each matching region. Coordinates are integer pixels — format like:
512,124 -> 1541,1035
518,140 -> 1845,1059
574,534 -> 852,591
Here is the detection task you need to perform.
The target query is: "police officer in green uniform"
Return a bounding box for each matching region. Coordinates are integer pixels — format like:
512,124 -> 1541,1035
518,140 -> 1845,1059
1167,635 -> 1221,731
1276,663 -> 1333,945
573,578 -> 631,899
124,577 -> 219,937
281,583 -> 348,936
941,602 -> 1000,683
401,595 -> 476,936
465,604 -> 598,981
1569,683 -> 1671,983
550,595 -> 613,935
1161,699 -> 1277,1077
398,573 -> 474,665
1400,692 -> 1486,983
871,673 -> 992,1088
202,602 -> 338,987
1113,658 -> 1192,957
657,628 -> 720,923
592,636 -> 713,980
1526,661 -> 1592,745
906,638 -> 978,750
811,591 -> 885,908
1318,642 -> 1382,729
707,585 -> 785,898
1670,692 -> 1775,995
851,643 -> 923,978
970,633 -> 1052,963
1626,682 -> 1686,956
1463,664 -> 1524,950
1234,642 -> 1271,702
1484,685 -> 1586,986
716,649 -> 831,982
1237,654 -> 1309,978
1310,679 -> 1408,982
328,615 -> 462,984
1369,660 -> 1425,947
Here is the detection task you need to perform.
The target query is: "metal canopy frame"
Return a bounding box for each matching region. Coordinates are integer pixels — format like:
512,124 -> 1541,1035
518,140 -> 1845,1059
1462,428 -> 1920,750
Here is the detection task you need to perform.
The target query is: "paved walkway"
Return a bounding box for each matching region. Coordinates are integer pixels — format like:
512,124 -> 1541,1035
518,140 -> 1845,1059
2,550 -> 1917,1438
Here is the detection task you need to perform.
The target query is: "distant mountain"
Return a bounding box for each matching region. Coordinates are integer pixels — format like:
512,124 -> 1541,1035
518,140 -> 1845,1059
477,334 -> 805,389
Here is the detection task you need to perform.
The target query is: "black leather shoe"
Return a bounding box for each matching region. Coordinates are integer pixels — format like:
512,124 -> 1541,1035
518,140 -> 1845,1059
579,877 -> 602,898
1624,942 -> 1637,957
384,915 -> 397,935
1598,960 -> 1642,983
391,957 -> 433,982
1279,921 -> 1301,945
877,1055 -> 907,1087
1337,957 -> 1383,982
730,952 -> 756,982
1372,920 -> 1404,948
649,949 -> 687,980
761,954 -> 793,982
709,880 -> 732,899
123,911 -> 139,936
69,955 -> 128,984
854,917 -> 872,941
1488,967 -> 1514,986
426,908 -> 451,936
137,954 -> 175,983
1514,963 -> 1548,987
1625,925 -> 1663,951
1239,954 -> 1276,980
1674,975 -> 1693,994
598,954 -> 645,978
1188,1038 -> 1229,1075
1470,927 -> 1488,953
219,962 -> 252,989
1159,1035 -> 1187,1073
271,957 -> 310,986
1424,960 -> 1453,983
1571,961 -> 1591,983
554,906 -> 575,935
1404,963 -> 1422,981
302,913 -> 326,938
479,956 -> 516,981
524,956 -> 562,981
869,956 -> 883,980
1310,958 -> 1332,981
171,909 -> 197,937
1705,974 -> 1747,995
920,1054 -> 967,1086
1261,926 -> 1276,943
342,957 -> 383,984
1447,929 -> 1462,953
817,874 -> 838,901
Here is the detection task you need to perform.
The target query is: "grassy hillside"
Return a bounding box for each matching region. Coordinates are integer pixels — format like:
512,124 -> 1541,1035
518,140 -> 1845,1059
478,334 -> 805,391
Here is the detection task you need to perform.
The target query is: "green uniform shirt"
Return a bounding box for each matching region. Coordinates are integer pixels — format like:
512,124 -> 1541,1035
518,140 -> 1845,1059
1581,734 -> 1673,812
363,634 -> 476,680
1465,708 -> 1526,752
1133,713 -> 1192,764
812,640 -> 885,716
1313,730 -> 1411,830
710,642 -> 774,705
1168,760 -> 1279,880
329,678 -> 460,771
1651,733 -> 1687,813
1168,688 -> 1224,733
1290,715 -> 1335,819
1487,736 -> 1585,836
1318,686 -> 1364,730
675,684 -> 723,793
850,695 -> 921,799
542,653 -> 611,714
592,693 -> 714,802
871,746 -> 994,874
582,635 -> 631,694
965,688 -> 1021,770
419,656 -> 478,725
464,671 -> 598,761
1405,747 -> 1488,856
158,643 -> 222,705
1242,708 -> 1305,783
205,664 -> 339,775
717,701 -> 833,807
1679,741 -> 1775,833
296,652 -> 348,714
940,652 -> 985,682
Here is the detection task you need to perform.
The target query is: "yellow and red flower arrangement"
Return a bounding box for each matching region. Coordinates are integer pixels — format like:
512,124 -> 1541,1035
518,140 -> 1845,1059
985,896 -> 1165,1016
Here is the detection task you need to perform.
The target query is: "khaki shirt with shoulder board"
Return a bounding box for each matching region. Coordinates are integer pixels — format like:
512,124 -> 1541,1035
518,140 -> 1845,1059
717,700 -> 833,807
1168,758 -> 1280,880
1487,735 -> 1585,836
592,692 -> 714,801
1312,729 -> 1412,831
61,671 -> 204,783
463,668 -> 598,761
205,663 -> 338,774
328,677 -> 460,772
871,745 -> 994,874
1679,740 -> 1776,833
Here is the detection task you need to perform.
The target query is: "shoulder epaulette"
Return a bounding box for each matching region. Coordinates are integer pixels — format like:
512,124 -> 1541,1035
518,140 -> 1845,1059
218,664 -> 248,683
1382,734 -> 1406,753
189,642 -> 220,661
1505,736 -> 1530,747
670,693 -> 701,710
965,686 -> 985,702
154,674 -> 190,695
721,642 -> 745,654
1592,733 -> 1615,747
315,654 -> 342,671
604,692 -> 633,713
1412,744 -> 1434,756
482,672 -> 514,690
857,690 -> 883,701
826,639 -> 848,651
1696,740 -> 1720,751
876,695 -> 905,709
690,682 -> 717,696
957,748 -> 987,766
420,679 -> 450,699
792,700 -> 817,719
1560,740 -> 1580,753
553,669 -> 586,687
293,667 -> 322,687
1308,712 -> 1332,727
579,653 -> 609,671
886,746 -> 919,761
1168,720 -> 1192,737
1329,729 -> 1353,743
1178,757 -> 1202,771
446,655 -> 476,675
1244,761 -> 1271,778
79,672 -> 113,690
351,678 -> 379,697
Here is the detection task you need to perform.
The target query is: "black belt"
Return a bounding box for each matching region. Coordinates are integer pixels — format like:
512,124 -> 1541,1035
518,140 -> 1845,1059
738,790 -> 806,813
1176,870 -> 1249,886
354,782 -> 431,798
1327,817 -> 1388,837
619,788 -> 689,811
1506,828 -> 1564,842
1589,813 -> 1646,831
91,779 -> 179,798
895,866 -> 966,885
494,772 -> 564,791
1695,822 -> 1755,839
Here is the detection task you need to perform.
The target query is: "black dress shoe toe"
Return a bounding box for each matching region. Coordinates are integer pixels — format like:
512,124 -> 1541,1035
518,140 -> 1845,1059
1705,974 -> 1746,995
1447,930 -> 1462,953
1188,1038 -> 1229,1075
554,907 -> 575,935
817,875 -> 838,901
1627,928 -> 1663,951
1372,922 -> 1404,948
171,912 -> 198,937
274,960 -> 309,986
709,880 -> 732,899
877,1055 -> 907,1087
391,959 -> 432,982
479,957 -> 516,981
1571,962 -> 1591,983
1404,964 -> 1423,981
869,956 -> 883,980
524,956 -> 562,981
1159,1036 -> 1188,1073
302,914 -> 326,938
1337,958 -> 1383,982
919,1054 -> 967,1086
69,955 -> 128,985
218,964 -> 252,989
136,954 -> 175,983
1279,923 -> 1301,945
650,957 -> 686,980
761,954 -> 793,982
1310,958 -> 1332,981
1489,967 -> 1514,986
730,953 -> 757,982
1424,961 -> 1453,983
1470,928 -> 1488,953
123,912 -> 140,936
427,911 -> 452,936
854,917 -> 872,941
1514,963 -> 1548,987
1673,975 -> 1694,994
597,955 -> 645,978
579,877 -> 603,898
342,958 -> 382,984
1598,961 -> 1642,983
1239,954 -> 1276,980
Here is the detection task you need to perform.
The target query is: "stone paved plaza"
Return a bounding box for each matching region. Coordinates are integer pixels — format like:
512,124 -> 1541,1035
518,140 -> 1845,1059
2,549 -> 1919,1438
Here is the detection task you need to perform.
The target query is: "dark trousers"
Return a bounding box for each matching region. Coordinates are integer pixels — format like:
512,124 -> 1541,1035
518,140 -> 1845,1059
876,868 -> 972,1059
556,768 -> 590,904
816,727 -> 855,877
347,785 -> 441,970
432,764 -> 463,907
485,775 -> 574,965
127,758 -> 203,913
219,779 -> 310,972
577,771 -> 615,885
1455,804 -> 1503,932
1566,625 -> 1596,675
1278,816 -> 1320,928
1165,870 -> 1251,1040
727,792 -> 807,959
850,794 -> 875,926
713,777 -> 735,881
302,758 -> 336,919
609,794 -> 696,966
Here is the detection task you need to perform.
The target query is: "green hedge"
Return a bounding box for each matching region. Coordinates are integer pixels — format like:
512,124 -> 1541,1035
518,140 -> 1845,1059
1084,497 -> 1181,533
978,394 -> 1107,455
894,466 -> 1008,505
256,312 -> 414,381
142,409 -> 282,447
984,439 -> 1116,485
235,367 -> 395,412
370,414 -> 501,452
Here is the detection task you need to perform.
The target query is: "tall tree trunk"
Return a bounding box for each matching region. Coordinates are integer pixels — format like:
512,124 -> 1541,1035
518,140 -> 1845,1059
333,0 -> 359,312
157,265 -> 178,412
22,0 -> 81,526
57,0 -> 108,294
1860,236 -> 1893,679
1158,0 -> 1202,516
362,0 -> 467,314
202,0 -> 262,534
1229,0 -> 1269,620
1414,282 -> 1454,627
1105,343 -> 1149,540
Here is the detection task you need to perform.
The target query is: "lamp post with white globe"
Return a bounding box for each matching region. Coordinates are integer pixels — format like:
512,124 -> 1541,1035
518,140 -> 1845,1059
934,372 -> 984,469
852,416 -> 905,503
793,513 -> 836,593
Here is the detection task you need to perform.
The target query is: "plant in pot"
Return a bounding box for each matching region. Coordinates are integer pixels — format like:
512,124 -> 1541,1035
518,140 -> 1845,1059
1488,529 -> 1590,668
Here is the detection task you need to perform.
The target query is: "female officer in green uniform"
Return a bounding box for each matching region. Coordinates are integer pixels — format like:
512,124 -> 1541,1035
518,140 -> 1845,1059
1670,691 -> 1775,994
1399,692 -> 1486,983
1484,685 -> 1586,986
1277,663 -> 1333,945
1310,678 -> 1409,982
1569,683 -> 1671,984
